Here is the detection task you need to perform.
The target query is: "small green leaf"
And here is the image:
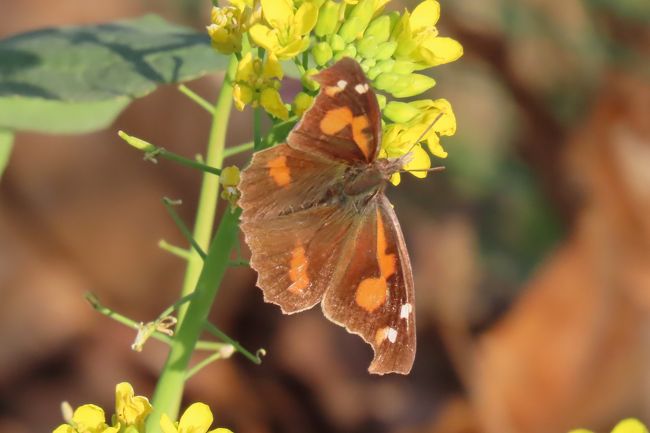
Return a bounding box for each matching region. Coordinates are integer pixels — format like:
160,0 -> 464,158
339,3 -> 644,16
0,15 -> 228,134
0,129 -> 13,180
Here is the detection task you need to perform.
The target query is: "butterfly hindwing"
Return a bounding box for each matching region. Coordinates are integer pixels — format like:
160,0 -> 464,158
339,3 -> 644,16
288,58 -> 382,164
242,204 -> 356,314
322,195 -> 416,375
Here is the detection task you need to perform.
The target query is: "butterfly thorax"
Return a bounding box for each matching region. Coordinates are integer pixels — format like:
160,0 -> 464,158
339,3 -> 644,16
342,158 -> 403,198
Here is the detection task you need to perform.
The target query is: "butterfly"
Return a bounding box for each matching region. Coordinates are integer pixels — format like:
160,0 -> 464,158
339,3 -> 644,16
238,57 -> 417,375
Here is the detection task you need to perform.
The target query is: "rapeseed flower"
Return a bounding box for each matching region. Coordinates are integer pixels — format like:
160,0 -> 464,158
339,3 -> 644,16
160,403 -> 232,433
249,0 -> 318,60
233,52 -> 288,119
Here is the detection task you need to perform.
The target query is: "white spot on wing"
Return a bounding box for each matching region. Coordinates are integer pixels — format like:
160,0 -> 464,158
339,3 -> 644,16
387,327 -> 398,343
400,303 -> 412,319
354,83 -> 369,94
337,80 -> 347,89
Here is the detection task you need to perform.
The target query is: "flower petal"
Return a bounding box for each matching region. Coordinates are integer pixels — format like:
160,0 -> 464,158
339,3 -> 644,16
427,133 -> 448,158
114,382 -> 152,430
261,0 -> 293,29
233,84 -> 254,111
260,88 -> 289,119
419,36 -> 463,66
52,425 -> 76,433
248,24 -> 279,52
160,413 -> 179,433
262,53 -> 283,80
294,2 -> 318,35
178,403 -> 213,433
410,0 -> 440,31
404,144 -> 431,178
611,419 -> 649,433
72,405 -> 107,432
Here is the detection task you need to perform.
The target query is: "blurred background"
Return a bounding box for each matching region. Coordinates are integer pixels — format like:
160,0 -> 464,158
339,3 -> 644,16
1,0 -> 649,432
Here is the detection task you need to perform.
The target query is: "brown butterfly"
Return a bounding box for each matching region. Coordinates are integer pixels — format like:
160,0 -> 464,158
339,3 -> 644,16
239,57 -> 416,375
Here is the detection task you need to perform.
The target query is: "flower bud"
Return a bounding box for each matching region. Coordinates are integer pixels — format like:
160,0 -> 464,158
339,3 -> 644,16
367,60 -> 393,81
375,41 -> 397,60
357,35 -> 378,59
384,101 -> 420,123
374,72 -> 400,92
220,165 -> 241,187
391,59 -> 417,74
301,69 -> 321,91
343,0 -> 376,38
334,44 -> 357,61
315,0 -> 342,37
376,93 -> 387,109
364,15 -> 391,43
390,73 -> 436,98
338,16 -> 363,42
293,92 -> 314,117
330,34 -> 346,52
312,42 -> 333,66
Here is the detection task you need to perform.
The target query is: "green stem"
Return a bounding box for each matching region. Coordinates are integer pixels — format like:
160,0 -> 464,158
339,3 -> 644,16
145,55 -> 239,433
253,109 -> 263,151
118,131 -> 222,176
204,322 -> 264,364
178,84 -> 214,114
223,141 -> 254,158
147,208 -> 242,431
85,293 -> 228,352
162,198 -> 207,260
158,240 -> 192,261
177,55 -> 238,323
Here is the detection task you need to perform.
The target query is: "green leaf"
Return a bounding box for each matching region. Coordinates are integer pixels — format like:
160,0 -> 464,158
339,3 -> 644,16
0,15 -> 227,134
0,129 -> 13,179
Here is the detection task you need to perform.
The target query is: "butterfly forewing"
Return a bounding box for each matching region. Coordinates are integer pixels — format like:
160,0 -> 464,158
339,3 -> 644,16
288,58 -> 382,164
238,143 -> 344,219
321,195 -> 416,374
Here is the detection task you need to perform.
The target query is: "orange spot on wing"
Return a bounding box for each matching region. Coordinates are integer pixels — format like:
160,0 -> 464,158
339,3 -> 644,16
375,327 -> 389,346
356,277 -> 387,312
267,155 -> 291,187
325,86 -> 343,97
288,245 -> 309,293
320,106 -> 353,135
355,210 -> 397,312
351,115 -> 371,160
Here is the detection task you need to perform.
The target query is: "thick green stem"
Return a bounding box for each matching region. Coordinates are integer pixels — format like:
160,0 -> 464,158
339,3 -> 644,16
177,55 -> 238,324
145,55 -> 239,433
146,208 -> 242,432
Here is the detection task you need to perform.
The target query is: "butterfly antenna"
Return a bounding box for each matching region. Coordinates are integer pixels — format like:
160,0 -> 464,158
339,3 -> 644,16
404,112 -> 444,156
400,166 -> 446,174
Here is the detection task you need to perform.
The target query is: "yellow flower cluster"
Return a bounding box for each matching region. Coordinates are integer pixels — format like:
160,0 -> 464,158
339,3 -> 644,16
207,0 -> 462,182
52,383 -> 232,433
570,419 -> 648,433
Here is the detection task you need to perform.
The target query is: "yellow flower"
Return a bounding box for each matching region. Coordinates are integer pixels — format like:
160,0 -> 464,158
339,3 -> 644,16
113,382 -> 152,432
233,52 -> 289,119
53,405 -> 118,433
569,418 -> 648,433
52,382 -> 152,433
380,125 -> 431,185
292,92 -> 313,116
380,98 -> 456,185
207,2 -> 258,55
220,165 -> 241,209
249,0 -> 318,60
392,0 -> 463,69
160,402 -> 233,433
